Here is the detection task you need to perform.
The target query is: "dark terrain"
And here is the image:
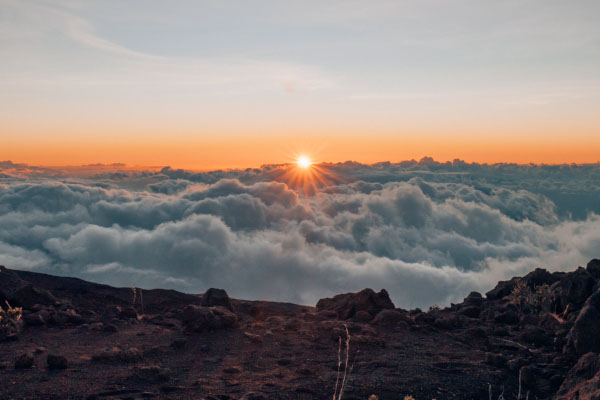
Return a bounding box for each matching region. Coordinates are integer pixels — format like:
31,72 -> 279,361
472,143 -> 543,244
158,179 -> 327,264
2,260 -> 600,400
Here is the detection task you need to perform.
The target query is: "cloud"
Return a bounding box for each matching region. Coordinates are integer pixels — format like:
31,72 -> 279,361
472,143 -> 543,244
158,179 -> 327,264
0,160 -> 599,308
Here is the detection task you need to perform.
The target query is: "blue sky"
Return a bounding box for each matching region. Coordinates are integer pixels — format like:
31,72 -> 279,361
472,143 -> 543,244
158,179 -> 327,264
1,0 -> 600,167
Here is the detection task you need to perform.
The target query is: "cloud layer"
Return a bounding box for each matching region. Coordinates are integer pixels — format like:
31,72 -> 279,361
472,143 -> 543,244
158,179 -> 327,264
0,159 -> 599,308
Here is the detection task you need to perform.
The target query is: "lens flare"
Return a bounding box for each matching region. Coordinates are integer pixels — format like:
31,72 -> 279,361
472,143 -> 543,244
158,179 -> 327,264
297,156 -> 312,169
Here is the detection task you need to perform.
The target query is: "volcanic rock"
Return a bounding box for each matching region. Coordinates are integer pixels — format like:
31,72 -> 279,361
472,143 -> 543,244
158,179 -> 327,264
522,268 -> 559,288
315,288 -> 395,320
47,354 -> 68,370
463,291 -> 484,306
92,347 -> 143,363
555,352 -> 600,399
23,311 -> 47,326
586,259 -> 600,280
14,353 -> 34,369
118,306 -> 138,319
551,267 -> 595,313
485,278 -> 518,300
201,288 -> 234,312
567,289 -> 600,355
181,305 -> 238,332
371,309 -> 413,327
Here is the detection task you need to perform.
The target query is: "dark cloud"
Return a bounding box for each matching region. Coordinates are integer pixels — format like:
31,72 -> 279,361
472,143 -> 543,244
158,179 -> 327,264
0,160 -> 598,308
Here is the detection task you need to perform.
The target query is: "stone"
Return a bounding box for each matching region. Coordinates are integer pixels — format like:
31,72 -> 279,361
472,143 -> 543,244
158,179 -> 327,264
459,305 -> 481,318
201,288 -> 234,312
518,326 -> 551,347
170,338 -> 187,349
494,310 -> 519,325
14,353 -> 34,369
92,347 -> 142,363
551,267 -> 595,313
182,305 -> 238,332
522,268 -> 559,288
567,289 -> 600,354
134,365 -> 171,383
352,310 -> 373,323
47,354 -> 68,370
486,278 -> 517,300
240,393 -> 267,400
485,352 -> 507,368
372,309 -> 413,327
463,291 -> 483,306
316,288 -> 395,320
118,306 -> 138,319
586,259 -> 600,280
102,323 -> 118,333
23,311 -> 46,326
555,353 -> 600,399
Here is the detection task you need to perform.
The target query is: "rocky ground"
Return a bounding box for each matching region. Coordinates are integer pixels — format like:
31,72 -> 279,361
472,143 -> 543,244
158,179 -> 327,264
2,260 -> 600,400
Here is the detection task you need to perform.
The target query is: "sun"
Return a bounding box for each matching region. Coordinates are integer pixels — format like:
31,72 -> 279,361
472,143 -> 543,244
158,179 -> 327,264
296,155 -> 312,169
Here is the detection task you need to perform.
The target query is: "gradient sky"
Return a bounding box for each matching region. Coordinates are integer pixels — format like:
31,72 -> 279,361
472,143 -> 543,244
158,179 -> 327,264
2,0 -> 600,168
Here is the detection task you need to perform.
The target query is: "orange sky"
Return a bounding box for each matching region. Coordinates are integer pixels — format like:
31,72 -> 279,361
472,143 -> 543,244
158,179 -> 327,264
3,133 -> 600,170
2,1 -> 600,169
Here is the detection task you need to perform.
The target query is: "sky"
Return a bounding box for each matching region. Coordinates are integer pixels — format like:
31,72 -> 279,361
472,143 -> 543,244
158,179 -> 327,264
1,0 -> 600,168
0,160 -> 599,308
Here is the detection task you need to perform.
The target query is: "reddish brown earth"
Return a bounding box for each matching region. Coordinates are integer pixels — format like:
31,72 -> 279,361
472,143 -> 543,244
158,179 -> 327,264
1,260 -> 600,400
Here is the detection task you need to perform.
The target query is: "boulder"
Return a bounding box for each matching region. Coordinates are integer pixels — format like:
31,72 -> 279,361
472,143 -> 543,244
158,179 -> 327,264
518,326 -> 551,347
555,352 -> 600,399
551,267 -> 595,313
118,306 -> 138,320
463,291 -> 483,306
201,288 -> 234,312
92,347 -> 143,363
51,309 -> 84,325
522,268 -> 558,288
23,311 -> 47,326
485,278 -> 518,300
586,259 -> 600,280
372,309 -> 413,327
315,288 -> 395,320
567,289 -> 600,355
181,305 -> 238,332
459,305 -> 481,318
14,353 -> 34,369
133,365 -> 171,383
352,310 -> 373,323
494,310 -> 519,325
47,354 -> 68,370
485,352 -> 507,368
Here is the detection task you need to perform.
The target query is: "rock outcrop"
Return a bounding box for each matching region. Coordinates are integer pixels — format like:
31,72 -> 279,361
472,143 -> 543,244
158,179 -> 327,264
316,288 -> 395,321
181,305 -> 238,332
201,288 -> 234,312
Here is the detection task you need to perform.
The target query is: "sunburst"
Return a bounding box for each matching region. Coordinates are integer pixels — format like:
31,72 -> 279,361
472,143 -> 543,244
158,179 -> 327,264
268,153 -> 341,195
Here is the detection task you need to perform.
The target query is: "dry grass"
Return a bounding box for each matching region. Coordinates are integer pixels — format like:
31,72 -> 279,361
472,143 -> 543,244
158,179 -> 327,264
0,300 -> 22,324
507,280 -> 552,314
0,300 -> 22,340
332,324 -> 358,400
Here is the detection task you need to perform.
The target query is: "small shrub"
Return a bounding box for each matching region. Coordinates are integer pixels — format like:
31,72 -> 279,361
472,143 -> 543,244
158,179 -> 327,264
0,301 -> 23,340
507,281 -> 552,314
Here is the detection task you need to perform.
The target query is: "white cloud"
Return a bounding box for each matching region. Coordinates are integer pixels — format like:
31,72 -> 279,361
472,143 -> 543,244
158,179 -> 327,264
0,161 -> 599,308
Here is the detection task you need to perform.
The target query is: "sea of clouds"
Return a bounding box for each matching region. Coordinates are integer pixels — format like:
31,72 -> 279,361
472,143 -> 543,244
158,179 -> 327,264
0,159 -> 599,309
